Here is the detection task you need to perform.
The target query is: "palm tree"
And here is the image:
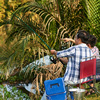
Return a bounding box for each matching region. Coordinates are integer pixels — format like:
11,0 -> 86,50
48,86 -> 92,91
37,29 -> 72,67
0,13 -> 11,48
0,0 -> 87,97
0,0 -> 100,98
0,0 -> 43,71
10,0 -> 87,49
0,0 -> 89,84
0,0 -> 87,69
84,0 -> 100,41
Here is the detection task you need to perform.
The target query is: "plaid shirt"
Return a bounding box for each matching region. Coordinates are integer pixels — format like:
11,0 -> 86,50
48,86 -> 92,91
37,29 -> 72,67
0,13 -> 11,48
57,43 -> 93,84
91,46 -> 99,57
91,46 -> 100,79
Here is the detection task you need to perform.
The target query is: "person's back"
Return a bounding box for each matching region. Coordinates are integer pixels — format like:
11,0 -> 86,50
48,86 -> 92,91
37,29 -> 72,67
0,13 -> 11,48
41,30 -> 93,100
51,30 -> 93,84
63,43 -> 93,84
86,35 -> 100,95
92,46 -> 99,57
87,35 -> 99,57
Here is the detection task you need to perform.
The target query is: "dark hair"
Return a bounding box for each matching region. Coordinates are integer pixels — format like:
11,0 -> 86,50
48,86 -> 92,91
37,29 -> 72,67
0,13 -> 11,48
77,30 -> 90,44
88,35 -> 97,47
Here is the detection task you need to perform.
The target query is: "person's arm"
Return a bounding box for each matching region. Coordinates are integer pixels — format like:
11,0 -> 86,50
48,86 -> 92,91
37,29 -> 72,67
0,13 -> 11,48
50,50 -> 68,64
61,38 -> 75,43
50,50 -> 57,55
59,57 -> 68,65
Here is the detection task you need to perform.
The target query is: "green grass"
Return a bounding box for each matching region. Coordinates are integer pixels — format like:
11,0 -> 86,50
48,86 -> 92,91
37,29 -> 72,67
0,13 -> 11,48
85,82 -> 100,100
86,94 -> 100,100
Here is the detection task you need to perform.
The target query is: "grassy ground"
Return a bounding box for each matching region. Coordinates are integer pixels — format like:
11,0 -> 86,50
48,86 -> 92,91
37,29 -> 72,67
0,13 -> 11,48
86,94 -> 100,100
71,82 -> 100,100
85,82 -> 100,100
71,92 -> 100,100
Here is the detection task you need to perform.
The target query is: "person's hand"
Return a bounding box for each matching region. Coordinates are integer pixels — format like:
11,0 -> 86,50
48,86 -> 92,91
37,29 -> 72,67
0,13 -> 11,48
61,38 -> 72,42
50,50 -> 57,55
61,38 -> 75,43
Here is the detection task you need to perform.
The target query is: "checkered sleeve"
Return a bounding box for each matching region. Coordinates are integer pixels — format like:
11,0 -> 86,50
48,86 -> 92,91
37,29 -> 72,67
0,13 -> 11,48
56,46 -> 76,58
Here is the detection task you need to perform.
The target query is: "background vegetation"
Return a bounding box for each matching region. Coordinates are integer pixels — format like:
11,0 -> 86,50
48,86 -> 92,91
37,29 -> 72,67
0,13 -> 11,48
0,0 -> 100,99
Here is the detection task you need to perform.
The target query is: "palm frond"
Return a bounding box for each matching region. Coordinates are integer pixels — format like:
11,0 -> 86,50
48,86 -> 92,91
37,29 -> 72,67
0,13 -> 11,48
85,0 -> 100,39
0,35 -> 30,68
